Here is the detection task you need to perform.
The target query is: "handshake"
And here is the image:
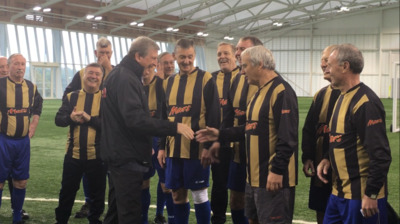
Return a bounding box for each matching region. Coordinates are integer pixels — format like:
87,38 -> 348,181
176,124 -> 219,142
70,106 -> 91,124
175,125 -> 221,168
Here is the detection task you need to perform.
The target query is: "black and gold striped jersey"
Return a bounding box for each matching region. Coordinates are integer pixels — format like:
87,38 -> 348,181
211,66 -> 240,123
62,66 -> 112,99
329,83 -> 391,200
302,85 -> 340,187
220,75 -> 299,188
222,73 -> 258,164
55,89 -> 102,160
161,67 -> 220,159
0,77 -> 43,137
143,76 -> 165,119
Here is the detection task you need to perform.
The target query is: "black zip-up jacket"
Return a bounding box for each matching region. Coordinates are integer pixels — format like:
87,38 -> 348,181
100,55 -> 177,167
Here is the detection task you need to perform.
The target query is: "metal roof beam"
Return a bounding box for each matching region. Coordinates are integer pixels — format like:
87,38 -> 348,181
147,1 -> 270,37
10,0 -> 64,22
65,0 -> 142,28
110,0 -> 210,33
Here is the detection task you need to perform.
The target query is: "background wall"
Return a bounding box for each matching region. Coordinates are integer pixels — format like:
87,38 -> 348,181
205,7 -> 399,97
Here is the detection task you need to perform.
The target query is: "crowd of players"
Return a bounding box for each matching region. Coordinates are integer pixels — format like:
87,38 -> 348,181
0,34 -> 392,224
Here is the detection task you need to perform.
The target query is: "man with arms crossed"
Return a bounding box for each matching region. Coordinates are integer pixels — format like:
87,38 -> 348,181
0,53 -> 43,224
101,36 -> 193,224
301,45 -> 340,224
317,44 -> 391,224
158,38 -> 220,224
55,63 -> 106,224
197,46 -> 298,224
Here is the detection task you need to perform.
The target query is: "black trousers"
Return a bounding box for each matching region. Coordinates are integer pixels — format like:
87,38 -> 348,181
55,155 -> 107,224
211,146 -> 232,224
103,165 -> 143,224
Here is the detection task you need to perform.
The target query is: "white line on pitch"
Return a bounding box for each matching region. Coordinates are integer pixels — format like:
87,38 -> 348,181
2,197 -> 317,224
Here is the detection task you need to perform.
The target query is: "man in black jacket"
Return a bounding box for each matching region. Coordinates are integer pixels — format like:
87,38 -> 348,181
101,36 -> 193,224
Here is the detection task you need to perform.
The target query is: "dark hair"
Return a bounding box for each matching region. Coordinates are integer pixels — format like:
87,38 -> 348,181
238,36 -> 263,46
85,63 -> 102,73
174,38 -> 195,53
333,44 -> 364,74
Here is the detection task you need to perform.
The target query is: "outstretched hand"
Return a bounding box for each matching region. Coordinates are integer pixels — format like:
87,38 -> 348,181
195,126 -> 219,143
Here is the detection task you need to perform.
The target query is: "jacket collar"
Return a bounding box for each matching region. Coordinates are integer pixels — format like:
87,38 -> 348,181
120,55 -> 144,80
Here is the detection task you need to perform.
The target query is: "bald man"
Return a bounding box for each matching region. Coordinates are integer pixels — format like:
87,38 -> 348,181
0,56 -> 9,78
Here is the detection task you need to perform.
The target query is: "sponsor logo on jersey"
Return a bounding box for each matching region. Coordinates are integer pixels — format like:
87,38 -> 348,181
329,134 -> 342,143
367,119 -> 382,126
282,109 -> 290,114
169,105 -> 191,116
7,108 -> 27,115
317,124 -> 330,135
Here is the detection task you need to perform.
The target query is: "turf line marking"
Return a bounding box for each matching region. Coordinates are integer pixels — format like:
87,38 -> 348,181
2,197 -> 317,224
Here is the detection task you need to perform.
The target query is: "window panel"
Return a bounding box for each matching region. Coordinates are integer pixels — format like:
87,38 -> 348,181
78,33 -> 87,65
108,36 -> 117,65
7,24 -> 18,54
70,32 -> 81,65
45,29 -> 54,62
62,31 -> 73,64
121,37 -> 127,56
36,28 -> 46,62
26,27 -> 39,61
114,36 -> 122,62
17,26 -> 30,60
86,34 -> 95,63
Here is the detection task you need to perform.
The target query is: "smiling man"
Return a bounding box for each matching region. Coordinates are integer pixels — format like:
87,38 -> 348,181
210,42 -> 240,224
101,36 -> 193,224
156,52 -> 175,80
301,45 -> 340,224
317,44 -> 391,224
196,46 -> 298,224
55,63 -> 106,224
158,38 -> 220,224
0,53 -> 43,224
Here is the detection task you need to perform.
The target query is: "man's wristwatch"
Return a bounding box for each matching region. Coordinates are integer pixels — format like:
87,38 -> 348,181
366,193 -> 378,200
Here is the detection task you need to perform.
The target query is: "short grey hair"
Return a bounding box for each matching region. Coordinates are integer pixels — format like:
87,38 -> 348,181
332,44 -> 364,74
322,45 -> 338,55
128,36 -> 160,58
217,42 -> 236,55
241,46 -> 275,70
157,52 -> 171,63
174,38 -> 195,53
8,53 -> 24,65
96,37 -> 112,49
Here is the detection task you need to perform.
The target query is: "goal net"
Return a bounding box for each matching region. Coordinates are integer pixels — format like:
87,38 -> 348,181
392,62 -> 400,133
